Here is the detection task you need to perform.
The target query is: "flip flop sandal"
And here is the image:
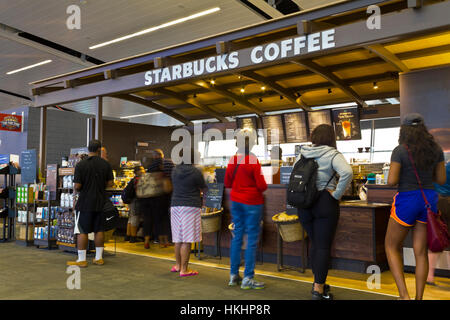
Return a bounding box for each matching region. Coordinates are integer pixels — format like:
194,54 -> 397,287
426,281 -> 437,286
170,266 -> 179,272
180,271 -> 199,277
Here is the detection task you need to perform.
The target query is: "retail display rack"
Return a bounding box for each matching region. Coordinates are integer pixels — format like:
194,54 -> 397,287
57,167 -> 78,253
0,164 -> 19,243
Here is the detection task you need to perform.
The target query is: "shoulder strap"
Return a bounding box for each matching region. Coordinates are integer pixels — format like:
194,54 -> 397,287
231,155 -> 245,186
324,152 -> 339,188
404,144 -> 430,206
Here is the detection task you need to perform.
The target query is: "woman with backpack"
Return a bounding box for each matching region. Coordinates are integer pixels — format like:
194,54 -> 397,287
385,113 -> 446,300
225,128 -> 267,290
296,124 -> 353,300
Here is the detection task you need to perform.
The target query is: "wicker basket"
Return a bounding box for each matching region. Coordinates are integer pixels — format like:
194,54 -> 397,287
275,219 -> 306,242
201,208 -> 223,233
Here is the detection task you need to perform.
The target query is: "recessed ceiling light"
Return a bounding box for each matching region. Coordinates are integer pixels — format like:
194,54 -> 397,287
6,60 -> 52,75
89,7 -> 221,49
120,112 -> 162,119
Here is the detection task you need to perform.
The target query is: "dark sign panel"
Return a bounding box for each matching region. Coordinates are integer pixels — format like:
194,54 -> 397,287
280,166 -> 293,185
68,147 -> 89,168
307,110 -> 332,136
283,112 -> 308,143
332,108 -> 362,140
20,149 -> 37,184
204,183 -> 224,210
46,164 -> 58,200
262,114 -> 286,145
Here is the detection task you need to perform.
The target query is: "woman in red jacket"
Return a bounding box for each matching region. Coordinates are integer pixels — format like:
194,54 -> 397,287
225,128 -> 267,289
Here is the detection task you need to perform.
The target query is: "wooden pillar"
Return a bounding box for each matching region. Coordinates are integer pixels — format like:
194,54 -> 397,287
39,106 -> 47,180
95,96 -> 103,142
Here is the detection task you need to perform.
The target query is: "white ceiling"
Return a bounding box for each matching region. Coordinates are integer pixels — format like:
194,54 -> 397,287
0,0 -> 264,62
0,0 -> 340,125
0,0 -> 270,124
62,97 -> 184,127
0,37 -> 84,97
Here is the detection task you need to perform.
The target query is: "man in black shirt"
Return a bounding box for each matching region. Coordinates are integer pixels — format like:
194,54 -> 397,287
67,140 -> 114,267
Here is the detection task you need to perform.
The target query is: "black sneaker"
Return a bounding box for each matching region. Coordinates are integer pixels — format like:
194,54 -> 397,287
124,236 -> 130,241
311,283 -> 330,295
311,290 -> 333,300
129,237 -> 136,243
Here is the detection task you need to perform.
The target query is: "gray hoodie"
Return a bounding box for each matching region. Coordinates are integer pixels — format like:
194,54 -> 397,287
297,145 -> 353,200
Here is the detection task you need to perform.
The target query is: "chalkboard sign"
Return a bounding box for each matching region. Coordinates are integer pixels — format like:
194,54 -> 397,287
280,167 -> 293,185
46,164 -> 58,200
204,183 -> 224,210
262,114 -> 286,144
20,149 -> 37,184
283,112 -> 308,143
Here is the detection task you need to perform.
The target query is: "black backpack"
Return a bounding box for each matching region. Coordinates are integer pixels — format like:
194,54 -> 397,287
287,153 -> 337,209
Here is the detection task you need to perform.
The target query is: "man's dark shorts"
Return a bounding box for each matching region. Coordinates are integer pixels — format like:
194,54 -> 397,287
76,211 -> 105,234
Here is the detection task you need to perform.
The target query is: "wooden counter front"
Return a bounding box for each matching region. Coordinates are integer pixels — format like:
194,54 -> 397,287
202,185 -> 391,273
366,184 -> 397,204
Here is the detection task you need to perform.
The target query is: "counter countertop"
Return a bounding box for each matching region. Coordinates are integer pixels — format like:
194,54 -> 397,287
365,184 -> 397,189
339,200 -> 391,208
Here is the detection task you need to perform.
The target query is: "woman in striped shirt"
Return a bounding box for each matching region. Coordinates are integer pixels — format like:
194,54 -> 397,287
170,149 -> 206,277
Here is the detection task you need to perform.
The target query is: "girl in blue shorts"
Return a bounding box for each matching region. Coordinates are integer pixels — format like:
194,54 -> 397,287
386,113 -> 446,300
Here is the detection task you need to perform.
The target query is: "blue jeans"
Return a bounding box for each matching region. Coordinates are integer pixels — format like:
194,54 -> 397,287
230,201 -> 263,279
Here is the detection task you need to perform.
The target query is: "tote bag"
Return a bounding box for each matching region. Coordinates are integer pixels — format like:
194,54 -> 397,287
405,145 -> 450,252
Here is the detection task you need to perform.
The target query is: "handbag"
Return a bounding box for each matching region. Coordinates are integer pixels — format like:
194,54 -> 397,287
405,145 -> 450,252
103,197 -> 119,231
136,172 -> 165,198
121,179 -> 136,204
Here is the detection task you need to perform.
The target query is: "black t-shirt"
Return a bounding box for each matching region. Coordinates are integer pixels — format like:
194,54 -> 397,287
74,156 -> 114,212
391,144 -> 444,192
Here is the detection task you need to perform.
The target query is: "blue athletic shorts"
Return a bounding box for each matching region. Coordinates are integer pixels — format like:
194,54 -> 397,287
390,189 -> 438,227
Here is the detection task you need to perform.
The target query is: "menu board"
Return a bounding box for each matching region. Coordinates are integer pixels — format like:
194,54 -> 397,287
20,149 -> 37,184
46,164 -> 58,200
307,110 -> 332,136
204,183 -> 224,210
283,112 -> 308,143
236,117 -> 258,130
332,108 -> 362,140
262,115 -> 286,145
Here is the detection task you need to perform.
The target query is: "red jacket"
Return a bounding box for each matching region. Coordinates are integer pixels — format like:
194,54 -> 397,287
224,153 -> 267,205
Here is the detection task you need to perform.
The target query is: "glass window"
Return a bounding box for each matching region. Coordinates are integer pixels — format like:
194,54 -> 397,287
197,141 -> 206,159
372,152 -> 393,164
252,137 -> 268,159
207,140 -> 236,157
373,127 -> 400,151
336,128 -> 371,153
